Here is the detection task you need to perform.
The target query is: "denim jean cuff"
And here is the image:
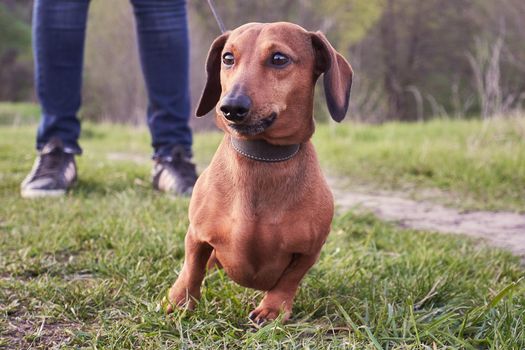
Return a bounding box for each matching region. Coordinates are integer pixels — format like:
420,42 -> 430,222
36,142 -> 82,155
153,144 -> 193,161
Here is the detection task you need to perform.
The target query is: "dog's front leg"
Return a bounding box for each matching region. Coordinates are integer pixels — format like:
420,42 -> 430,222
249,252 -> 320,323
166,228 -> 212,313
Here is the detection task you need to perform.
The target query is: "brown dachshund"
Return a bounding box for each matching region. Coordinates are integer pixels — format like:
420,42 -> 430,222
166,22 -> 352,323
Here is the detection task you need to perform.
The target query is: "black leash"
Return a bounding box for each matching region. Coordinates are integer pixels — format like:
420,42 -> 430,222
207,0 -> 227,33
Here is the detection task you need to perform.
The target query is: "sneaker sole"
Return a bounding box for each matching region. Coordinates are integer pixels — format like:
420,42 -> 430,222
21,188 -> 66,198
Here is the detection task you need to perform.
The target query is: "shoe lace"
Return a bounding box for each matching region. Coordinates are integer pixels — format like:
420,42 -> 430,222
33,149 -> 66,178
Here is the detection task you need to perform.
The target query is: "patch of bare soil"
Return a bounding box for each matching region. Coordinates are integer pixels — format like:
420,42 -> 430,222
2,317 -> 79,349
328,177 -> 525,260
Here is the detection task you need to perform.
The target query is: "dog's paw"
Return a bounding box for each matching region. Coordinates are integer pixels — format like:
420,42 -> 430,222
248,297 -> 292,324
249,307 -> 281,325
164,285 -> 199,314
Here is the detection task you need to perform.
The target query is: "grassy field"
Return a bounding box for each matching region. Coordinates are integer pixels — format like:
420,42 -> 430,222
1,103 -> 525,211
315,117 -> 525,212
1,105 -> 525,348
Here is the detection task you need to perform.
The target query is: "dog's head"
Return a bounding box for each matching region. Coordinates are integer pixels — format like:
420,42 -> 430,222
196,22 -> 353,144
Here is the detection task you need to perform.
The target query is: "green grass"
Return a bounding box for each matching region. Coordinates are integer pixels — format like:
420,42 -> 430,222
0,102 -> 40,126
314,117 -> 525,212
2,102 -> 523,211
1,119 -> 524,348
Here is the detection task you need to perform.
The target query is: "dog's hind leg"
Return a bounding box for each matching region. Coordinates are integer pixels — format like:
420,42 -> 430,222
206,249 -> 223,270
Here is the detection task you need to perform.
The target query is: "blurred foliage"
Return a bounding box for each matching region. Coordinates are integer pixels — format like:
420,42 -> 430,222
310,0 -> 384,49
81,0 -> 146,124
0,2 -> 32,101
0,0 -> 524,124
0,3 -> 30,56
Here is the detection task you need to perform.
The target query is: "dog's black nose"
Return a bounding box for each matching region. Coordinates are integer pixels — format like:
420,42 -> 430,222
220,94 -> 252,122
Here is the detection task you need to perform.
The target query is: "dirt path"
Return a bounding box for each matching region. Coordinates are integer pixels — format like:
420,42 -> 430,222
328,177 -> 525,260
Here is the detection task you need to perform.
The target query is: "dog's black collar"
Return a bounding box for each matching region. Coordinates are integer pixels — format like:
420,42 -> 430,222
230,137 -> 300,162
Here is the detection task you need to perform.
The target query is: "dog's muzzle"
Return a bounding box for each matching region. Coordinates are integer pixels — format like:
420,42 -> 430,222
227,112 -> 277,136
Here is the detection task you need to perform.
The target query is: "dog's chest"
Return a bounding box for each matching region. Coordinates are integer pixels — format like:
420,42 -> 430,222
212,220 -> 296,290
196,204 -> 325,257
190,164 -> 332,255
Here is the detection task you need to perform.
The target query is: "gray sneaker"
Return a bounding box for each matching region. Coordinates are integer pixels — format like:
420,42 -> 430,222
21,138 -> 77,198
152,146 -> 197,196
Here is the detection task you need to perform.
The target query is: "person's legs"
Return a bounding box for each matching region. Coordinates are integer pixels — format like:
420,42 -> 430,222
22,0 -> 89,197
130,0 -> 196,196
34,0 -> 90,154
130,0 -> 192,159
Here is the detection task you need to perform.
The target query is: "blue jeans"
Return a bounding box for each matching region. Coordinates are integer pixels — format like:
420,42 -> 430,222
33,0 -> 192,158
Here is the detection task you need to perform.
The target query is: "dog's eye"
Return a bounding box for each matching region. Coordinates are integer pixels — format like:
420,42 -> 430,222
271,52 -> 290,66
222,52 -> 235,66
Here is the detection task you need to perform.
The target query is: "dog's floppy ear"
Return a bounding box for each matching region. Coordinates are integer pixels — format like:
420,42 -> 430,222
310,32 -> 353,122
196,32 -> 230,117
